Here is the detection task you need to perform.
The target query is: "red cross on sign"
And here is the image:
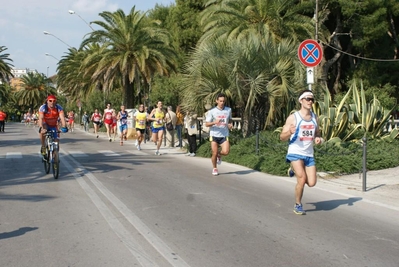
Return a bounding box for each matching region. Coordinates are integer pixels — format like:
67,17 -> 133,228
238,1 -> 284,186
298,39 -> 323,67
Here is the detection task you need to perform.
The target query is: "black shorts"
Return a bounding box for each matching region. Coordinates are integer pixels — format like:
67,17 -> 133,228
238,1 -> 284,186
210,136 -> 229,145
136,128 -> 145,134
93,121 -> 100,125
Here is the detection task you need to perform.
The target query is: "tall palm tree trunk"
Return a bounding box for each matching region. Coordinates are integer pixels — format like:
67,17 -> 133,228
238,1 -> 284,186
124,77 -> 134,108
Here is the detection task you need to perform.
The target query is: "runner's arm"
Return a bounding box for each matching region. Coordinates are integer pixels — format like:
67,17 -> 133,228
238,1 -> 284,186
280,114 -> 296,141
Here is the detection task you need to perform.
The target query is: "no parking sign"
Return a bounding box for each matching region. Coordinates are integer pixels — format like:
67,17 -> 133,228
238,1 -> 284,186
298,39 -> 323,67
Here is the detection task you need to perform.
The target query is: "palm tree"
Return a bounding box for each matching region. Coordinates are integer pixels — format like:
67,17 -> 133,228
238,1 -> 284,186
0,46 -> 14,82
16,72 -> 56,110
79,6 -> 177,108
57,46 -> 100,102
181,34 -> 303,134
200,0 -> 315,44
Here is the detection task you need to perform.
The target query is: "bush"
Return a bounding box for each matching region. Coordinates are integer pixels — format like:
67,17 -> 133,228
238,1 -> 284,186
195,130 -> 399,176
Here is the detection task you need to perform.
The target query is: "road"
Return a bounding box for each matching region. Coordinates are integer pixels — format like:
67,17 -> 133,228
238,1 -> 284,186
1,123 -> 398,267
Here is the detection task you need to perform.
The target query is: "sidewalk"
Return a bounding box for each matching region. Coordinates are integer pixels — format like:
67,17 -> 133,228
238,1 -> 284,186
80,127 -> 399,211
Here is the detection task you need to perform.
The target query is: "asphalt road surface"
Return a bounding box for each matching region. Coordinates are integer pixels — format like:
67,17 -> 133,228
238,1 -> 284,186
1,123 -> 398,267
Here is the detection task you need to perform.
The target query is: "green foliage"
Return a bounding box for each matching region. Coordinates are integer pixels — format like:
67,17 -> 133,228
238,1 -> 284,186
196,130 -> 399,176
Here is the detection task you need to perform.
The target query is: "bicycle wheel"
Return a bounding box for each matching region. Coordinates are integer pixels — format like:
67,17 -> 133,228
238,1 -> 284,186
43,141 -> 50,174
52,149 -> 59,179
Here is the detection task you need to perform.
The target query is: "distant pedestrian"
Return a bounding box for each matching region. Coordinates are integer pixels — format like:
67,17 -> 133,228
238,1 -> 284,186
175,106 -> 184,147
280,89 -> 323,215
165,106 -> 177,147
82,111 -> 90,132
205,93 -> 233,176
0,109 -> 7,132
185,111 -> 198,157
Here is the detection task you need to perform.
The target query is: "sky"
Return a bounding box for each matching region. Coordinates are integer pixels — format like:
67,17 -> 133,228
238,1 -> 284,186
0,0 -> 174,77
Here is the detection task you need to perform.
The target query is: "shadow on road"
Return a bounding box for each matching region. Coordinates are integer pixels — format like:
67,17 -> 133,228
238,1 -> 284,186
305,197 -> 362,212
0,227 -> 39,240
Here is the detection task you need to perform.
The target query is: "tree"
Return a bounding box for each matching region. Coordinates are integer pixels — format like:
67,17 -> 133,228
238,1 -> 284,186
0,46 -> 14,83
80,6 -> 177,108
16,72 -> 56,110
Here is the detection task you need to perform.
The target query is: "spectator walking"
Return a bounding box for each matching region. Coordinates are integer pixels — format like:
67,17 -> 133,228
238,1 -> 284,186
0,109 -> 7,132
82,111 -> 90,132
279,89 -> 323,215
175,106 -> 184,147
165,106 -> 177,147
185,111 -> 198,156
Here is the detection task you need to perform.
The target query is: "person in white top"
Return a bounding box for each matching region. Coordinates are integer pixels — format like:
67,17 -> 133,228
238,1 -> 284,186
205,93 -> 233,176
280,89 -> 323,215
102,103 -> 114,141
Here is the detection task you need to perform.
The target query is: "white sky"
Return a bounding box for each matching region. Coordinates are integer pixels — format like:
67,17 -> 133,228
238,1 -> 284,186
0,0 -> 174,76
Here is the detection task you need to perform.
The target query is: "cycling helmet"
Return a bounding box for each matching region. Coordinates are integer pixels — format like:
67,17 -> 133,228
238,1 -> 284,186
47,95 -> 57,101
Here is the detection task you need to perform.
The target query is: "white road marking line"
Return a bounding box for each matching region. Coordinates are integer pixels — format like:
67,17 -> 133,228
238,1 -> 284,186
68,151 -> 88,157
6,152 -> 22,159
126,150 -> 147,156
61,148 -> 191,267
98,150 -> 120,156
60,149 -> 159,267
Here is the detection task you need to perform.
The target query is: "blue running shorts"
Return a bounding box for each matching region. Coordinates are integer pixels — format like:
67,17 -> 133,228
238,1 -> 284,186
286,154 -> 315,167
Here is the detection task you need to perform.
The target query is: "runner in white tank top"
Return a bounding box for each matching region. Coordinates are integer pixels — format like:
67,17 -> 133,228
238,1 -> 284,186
280,90 -> 324,215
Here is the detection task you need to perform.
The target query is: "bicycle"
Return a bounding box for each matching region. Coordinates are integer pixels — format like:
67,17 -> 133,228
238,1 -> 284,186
42,130 -> 61,179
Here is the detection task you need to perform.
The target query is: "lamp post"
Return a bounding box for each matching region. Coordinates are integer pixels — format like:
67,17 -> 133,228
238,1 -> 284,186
45,53 -> 59,61
43,31 -> 72,48
68,10 -> 94,31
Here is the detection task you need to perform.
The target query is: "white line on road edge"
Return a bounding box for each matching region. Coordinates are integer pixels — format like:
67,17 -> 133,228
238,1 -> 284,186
60,149 -> 159,267
60,148 -> 191,267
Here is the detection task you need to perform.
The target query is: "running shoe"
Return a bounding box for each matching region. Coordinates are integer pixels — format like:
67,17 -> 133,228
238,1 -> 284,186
212,168 -> 219,176
137,145 -> 141,151
190,153 -> 196,157
185,152 -> 191,156
217,153 -> 222,165
288,167 -> 295,177
109,138 -> 112,142
293,204 -> 306,215
96,134 -> 99,138
40,146 -> 46,156
135,140 -> 138,146
155,150 -> 159,155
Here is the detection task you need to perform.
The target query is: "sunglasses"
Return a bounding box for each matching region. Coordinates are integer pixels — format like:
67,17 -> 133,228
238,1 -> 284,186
48,100 -> 56,102
302,97 -> 315,102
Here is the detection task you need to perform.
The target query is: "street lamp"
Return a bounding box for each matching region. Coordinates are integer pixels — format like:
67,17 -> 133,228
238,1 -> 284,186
43,31 -> 72,48
68,10 -> 95,31
45,53 -> 59,61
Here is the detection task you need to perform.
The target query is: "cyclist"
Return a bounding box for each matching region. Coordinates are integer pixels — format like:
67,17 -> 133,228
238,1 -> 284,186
38,95 -> 68,157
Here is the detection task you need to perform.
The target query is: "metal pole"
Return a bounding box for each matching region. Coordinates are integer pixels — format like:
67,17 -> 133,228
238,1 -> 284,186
255,123 -> 259,155
362,137 -> 367,192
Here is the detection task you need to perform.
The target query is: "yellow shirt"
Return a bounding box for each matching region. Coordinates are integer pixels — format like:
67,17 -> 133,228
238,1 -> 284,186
153,109 -> 165,128
135,111 -> 147,130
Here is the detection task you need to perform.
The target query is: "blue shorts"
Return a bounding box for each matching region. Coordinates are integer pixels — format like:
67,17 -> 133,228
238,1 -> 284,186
47,126 -> 59,140
152,126 -> 165,133
119,124 -> 128,132
286,154 -> 315,167
210,136 -> 229,145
